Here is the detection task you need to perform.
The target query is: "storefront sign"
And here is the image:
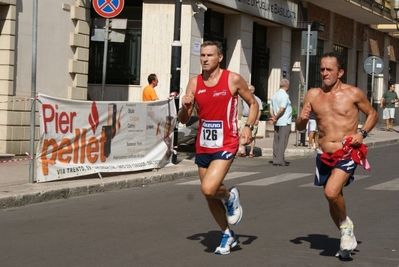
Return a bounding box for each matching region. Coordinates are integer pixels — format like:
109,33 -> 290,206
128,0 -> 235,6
209,0 -> 297,28
36,94 -> 176,182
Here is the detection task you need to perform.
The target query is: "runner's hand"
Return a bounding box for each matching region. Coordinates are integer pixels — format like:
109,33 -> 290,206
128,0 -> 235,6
240,127 -> 252,145
181,93 -> 194,110
300,102 -> 311,120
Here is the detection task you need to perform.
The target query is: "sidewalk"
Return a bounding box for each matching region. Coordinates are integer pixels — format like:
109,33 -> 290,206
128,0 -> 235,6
1,124 -> 398,209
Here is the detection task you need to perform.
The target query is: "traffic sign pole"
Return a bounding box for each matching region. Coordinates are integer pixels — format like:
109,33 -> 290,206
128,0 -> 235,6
297,24 -> 312,147
30,0 -> 38,183
101,18 -> 110,101
364,56 -> 384,105
371,57 -> 376,104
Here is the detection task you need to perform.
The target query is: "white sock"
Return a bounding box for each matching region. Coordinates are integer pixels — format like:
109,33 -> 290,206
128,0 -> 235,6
340,216 -> 349,227
227,192 -> 235,203
224,229 -> 232,236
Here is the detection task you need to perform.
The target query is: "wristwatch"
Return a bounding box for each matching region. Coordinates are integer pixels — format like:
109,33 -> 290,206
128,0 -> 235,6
360,129 -> 367,138
245,124 -> 254,131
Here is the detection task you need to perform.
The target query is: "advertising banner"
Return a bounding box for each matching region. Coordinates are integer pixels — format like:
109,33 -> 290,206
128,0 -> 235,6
36,94 -> 176,182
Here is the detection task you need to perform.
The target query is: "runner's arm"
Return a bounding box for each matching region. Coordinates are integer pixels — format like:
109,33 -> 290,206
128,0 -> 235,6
178,78 -> 196,124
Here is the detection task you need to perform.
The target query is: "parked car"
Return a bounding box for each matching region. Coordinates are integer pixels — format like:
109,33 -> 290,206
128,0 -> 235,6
177,116 -> 198,146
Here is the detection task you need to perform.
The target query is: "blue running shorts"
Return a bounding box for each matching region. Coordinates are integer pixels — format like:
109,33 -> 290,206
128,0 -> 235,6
195,151 -> 235,168
314,153 -> 357,186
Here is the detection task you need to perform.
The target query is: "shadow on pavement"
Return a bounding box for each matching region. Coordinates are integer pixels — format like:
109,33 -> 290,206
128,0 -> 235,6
187,230 -> 258,253
290,233 -> 361,261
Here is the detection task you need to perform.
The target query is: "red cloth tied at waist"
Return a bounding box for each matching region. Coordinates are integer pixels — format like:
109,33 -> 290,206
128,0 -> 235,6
320,137 -> 370,171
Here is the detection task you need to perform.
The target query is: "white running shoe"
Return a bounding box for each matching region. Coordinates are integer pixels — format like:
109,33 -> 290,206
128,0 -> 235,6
214,230 -> 238,255
225,187 -> 243,225
339,217 -> 357,251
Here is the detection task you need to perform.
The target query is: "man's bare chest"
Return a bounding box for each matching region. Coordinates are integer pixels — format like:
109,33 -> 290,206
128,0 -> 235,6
313,95 -> 355,117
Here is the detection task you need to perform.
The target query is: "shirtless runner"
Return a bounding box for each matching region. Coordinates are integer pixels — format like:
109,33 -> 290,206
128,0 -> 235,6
296,52 -> 378,258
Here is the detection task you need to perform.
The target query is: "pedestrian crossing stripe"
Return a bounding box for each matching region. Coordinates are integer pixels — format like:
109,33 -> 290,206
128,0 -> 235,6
299,175 -> 370,187
239,173 -> 312,186
177,172 -> 312,186
176,172 -> 399,191
176,172 -> 259,185
366,178 -> 399,190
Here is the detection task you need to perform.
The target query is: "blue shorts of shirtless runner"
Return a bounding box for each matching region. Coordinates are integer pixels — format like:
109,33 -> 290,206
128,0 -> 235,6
195,151 -> 235,168
315,153 -> 357,186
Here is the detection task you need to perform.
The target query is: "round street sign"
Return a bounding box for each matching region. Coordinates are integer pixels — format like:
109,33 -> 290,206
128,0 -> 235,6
93,0 -> 124,19
364,56 -> 384,75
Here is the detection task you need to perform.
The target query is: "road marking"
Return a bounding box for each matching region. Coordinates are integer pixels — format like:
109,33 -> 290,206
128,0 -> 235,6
239,173 -> 312,186
177,172 -> 379,189
299,175 -> 370,187
366,178 -> 399,191
176,172 -> 259,185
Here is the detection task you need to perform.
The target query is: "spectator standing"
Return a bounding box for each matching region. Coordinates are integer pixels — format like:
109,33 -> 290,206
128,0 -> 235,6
142,74 -> 159,101
380,82 -> 398,131
308,112 -> 318,149
268,79 -> 292,166
237,85 -> 263,158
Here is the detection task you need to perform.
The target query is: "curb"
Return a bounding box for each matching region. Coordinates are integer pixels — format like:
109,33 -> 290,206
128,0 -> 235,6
0,166 -> 198,209
262,148 -> 316,158
364,139 -> 399,148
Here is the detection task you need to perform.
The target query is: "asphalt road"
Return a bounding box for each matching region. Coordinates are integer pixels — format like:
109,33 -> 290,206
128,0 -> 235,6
1,145 -> 398,267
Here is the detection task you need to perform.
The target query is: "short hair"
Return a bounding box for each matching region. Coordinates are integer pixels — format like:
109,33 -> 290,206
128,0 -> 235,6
388,82 -> 394,88
248,85 -> 255,91
147,73 -> 157,84
201,40 -> 224,56
321,52 -> 345,71
280,78 -> 290,87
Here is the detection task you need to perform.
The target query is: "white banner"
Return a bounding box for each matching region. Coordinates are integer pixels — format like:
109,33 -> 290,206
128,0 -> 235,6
36,94 -> 176,182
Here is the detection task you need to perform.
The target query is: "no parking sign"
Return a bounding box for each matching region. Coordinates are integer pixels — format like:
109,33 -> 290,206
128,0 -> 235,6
93,0 -> 124,18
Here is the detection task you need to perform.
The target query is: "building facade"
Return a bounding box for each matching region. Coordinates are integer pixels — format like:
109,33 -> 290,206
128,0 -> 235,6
0,0 -> 398,155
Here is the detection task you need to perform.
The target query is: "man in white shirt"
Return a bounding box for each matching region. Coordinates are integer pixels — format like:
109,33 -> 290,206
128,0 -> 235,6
268,79 -> 292,166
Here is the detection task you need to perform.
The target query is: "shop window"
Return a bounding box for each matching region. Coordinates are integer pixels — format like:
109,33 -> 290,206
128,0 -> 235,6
389,60 -> 396,84
308,39 -> 324,88
333,44 -> 348,83
251,23 -> 269,103
89,3 -> 142,85
366,72 -> 372,102
355,51 -> 361,87
204,10 -> 227,69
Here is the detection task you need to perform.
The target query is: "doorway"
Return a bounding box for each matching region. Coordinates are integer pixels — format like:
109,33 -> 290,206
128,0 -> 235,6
251,23 -> 269,103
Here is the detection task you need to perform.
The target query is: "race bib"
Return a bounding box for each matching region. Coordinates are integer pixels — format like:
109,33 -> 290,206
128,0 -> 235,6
199,120 -> 223,148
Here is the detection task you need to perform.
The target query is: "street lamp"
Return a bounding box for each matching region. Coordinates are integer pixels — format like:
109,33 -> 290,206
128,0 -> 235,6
392,0 -> 399,31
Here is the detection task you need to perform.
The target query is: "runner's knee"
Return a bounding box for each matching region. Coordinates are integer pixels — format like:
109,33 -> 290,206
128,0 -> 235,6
324,187 -> 341,203
201,183 -> 218,197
